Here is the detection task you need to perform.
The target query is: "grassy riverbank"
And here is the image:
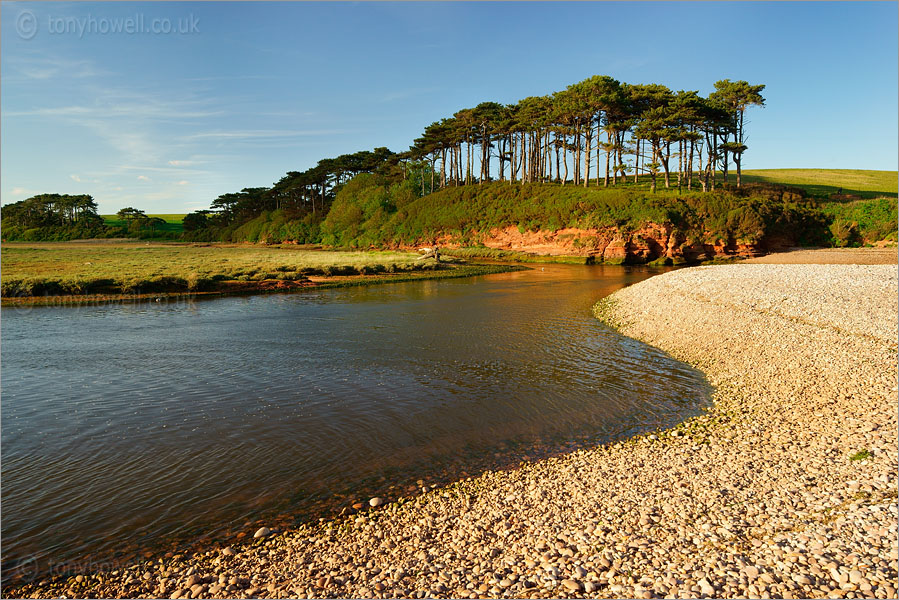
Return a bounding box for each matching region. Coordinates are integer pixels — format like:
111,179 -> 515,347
0,242 -> 521,305
7,251 -> 896,600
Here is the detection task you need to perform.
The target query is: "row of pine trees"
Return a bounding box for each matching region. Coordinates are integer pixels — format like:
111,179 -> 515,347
405,76 -> 765,194
191,76 -> 765,230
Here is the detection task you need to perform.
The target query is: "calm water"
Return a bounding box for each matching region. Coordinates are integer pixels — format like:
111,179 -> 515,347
1,264 -> 710,580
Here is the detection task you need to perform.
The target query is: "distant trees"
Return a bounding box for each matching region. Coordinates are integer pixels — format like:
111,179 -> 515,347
114,207 -> 165,235
0,194 -> 108,241
185,147 -> 398,232
2,194 -> 102,228
182,210 -> 212,232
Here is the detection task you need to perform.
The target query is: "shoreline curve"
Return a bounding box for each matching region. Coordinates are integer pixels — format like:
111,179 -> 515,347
6,258 -> 898,599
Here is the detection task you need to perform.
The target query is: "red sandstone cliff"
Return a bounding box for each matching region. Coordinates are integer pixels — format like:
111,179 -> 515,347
432,225 -> 785,264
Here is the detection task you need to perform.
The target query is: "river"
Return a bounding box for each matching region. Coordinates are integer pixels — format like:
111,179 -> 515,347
1,263 -> 710,581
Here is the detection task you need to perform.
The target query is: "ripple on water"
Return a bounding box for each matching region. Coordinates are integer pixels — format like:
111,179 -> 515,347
1,264 -> 710,581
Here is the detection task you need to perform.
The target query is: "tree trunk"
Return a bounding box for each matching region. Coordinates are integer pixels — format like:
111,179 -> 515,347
584,126 -> 592,187
720,130 -> 729,186
543,130 -> 550,183
634,138 -> 640,184
662,141 -> 671,188
604,131 -> 611,187
498,137 -> 504,182
688,137 -> 694,190
555,139 -> 561,184
484,127 -> 489,183
677,140 -> 683,191
736,113 -> 744,188
466,136 -> 471,185
595,121 -> 602,187
616,131 -> 625,184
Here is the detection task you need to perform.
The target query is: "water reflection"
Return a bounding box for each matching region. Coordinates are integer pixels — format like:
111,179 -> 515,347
1,264 -> 709,581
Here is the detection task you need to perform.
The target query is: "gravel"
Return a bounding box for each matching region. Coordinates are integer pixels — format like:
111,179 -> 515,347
11,262 -> 898,599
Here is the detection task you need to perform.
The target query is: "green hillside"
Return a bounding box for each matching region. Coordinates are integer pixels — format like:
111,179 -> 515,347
318,174 -> 829,249
102,214 -> 185,234
741,169 -> 897,199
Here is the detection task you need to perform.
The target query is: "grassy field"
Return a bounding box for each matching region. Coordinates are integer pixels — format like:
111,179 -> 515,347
741,169 -> 897,199
0,242 -> 448,298
102,214 -> 186,235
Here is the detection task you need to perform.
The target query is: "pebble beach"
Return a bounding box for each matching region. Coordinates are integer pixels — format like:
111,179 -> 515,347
9,256 -> 898,600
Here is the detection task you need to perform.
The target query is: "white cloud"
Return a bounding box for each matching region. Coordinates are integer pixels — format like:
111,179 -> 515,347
5,55 -> 108,82
119,164 -> 210,176
70,174 -> 82,182
5,101 -> 222,120
186,129 -> 351,140
137,175 -> 151,181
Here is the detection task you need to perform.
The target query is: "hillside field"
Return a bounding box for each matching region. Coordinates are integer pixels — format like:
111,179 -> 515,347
101,213 -> 186,234
741,169 -> 897,199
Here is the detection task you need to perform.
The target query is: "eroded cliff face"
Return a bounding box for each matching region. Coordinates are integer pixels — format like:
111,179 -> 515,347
435,225 -> 789,264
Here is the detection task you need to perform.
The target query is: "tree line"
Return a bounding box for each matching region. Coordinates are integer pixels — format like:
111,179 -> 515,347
0,195 -> 178,240
188,76 -> 764,232
184,147 -> 400,232
2,75 -> 765,241
404,77 -> 765,194
1,194 -> 103,228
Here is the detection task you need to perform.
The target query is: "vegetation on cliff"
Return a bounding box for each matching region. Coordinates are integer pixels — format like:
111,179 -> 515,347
316,176 -> 829,249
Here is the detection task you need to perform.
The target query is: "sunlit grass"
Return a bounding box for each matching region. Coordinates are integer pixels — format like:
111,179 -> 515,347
741,169 -> 897,199
102,214 -> 186,234
0,242 -> 425,296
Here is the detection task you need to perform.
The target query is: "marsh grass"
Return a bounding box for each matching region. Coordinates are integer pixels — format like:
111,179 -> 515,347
0,242 -> 429,297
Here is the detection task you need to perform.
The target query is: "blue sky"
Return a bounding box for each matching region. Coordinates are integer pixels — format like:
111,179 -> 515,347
2,1 -> 897,214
